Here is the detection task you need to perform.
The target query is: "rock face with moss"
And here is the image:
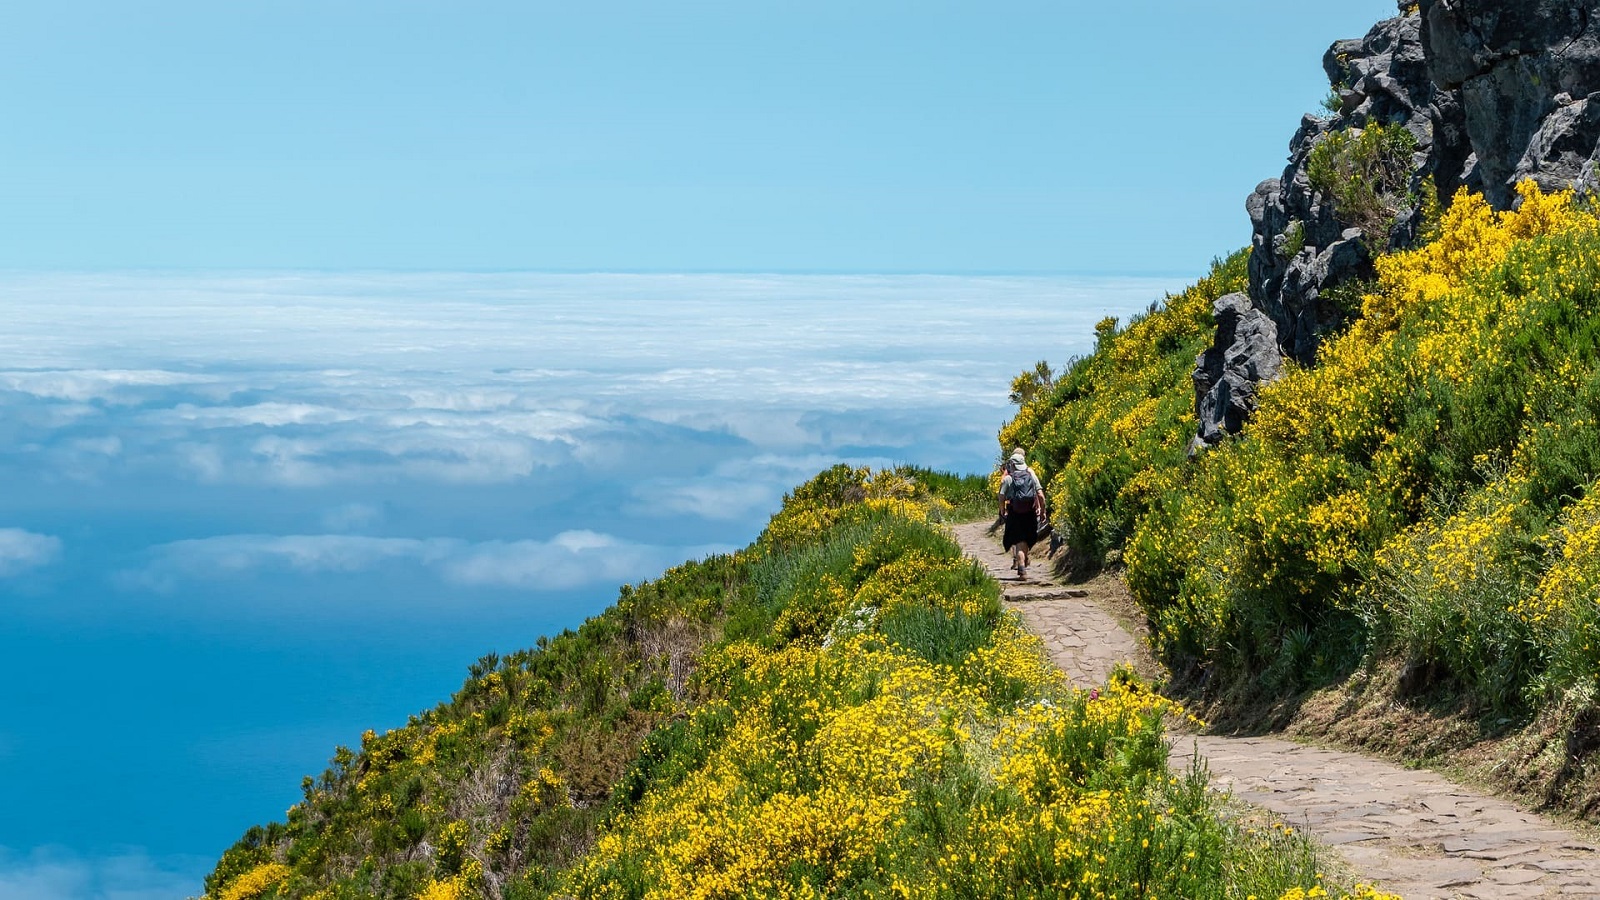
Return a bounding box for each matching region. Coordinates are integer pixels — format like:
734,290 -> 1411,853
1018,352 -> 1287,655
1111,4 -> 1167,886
1197,0 -> 1600,445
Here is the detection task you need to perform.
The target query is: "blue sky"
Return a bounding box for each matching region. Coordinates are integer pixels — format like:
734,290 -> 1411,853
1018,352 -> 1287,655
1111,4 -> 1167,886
2,1 -> 1398,273
0,2 -> 1408,896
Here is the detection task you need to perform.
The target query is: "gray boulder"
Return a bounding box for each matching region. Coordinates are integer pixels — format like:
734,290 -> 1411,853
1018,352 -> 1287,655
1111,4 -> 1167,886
1193,293 -> 1283,449
1515,91 -> 1600,193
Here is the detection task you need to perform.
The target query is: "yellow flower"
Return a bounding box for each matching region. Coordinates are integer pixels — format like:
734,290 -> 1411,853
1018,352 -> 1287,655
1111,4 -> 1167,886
217,863 -> 290,900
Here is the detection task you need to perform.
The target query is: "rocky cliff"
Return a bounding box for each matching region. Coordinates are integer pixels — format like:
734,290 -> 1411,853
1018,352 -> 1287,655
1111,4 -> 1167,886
1195,0 -> 1600,446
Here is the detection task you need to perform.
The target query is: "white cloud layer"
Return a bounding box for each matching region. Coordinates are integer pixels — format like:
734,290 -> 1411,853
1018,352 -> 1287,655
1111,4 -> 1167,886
0,369 -> 219,404
627,452 -> 870,521
0,271 -> 1180,487
0,271 -> 1183,609
441,531 -> 731,589
0,847 -> 202,900
122,530 -> 734,594
0,529 -> 62,577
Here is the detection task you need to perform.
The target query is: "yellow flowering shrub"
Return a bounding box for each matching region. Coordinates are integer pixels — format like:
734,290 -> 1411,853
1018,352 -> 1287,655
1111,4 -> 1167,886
1272,886 -> 1399,900
993,677 -> 1175,803
1107,182 -> 1600,704
415,860 -> 482,900
1367,471 -> 1543,710
217,863 -> 290,900
1532,485 -> 1600,687
570,642 -> 958,897
1376,474 -> 1530,599
567,495 -> 1357,899
961,614 -> 1066,704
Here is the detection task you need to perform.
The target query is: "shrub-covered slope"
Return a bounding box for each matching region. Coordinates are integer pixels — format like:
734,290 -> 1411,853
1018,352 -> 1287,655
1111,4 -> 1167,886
997,249 -> 1249,567
205,466 -> 1389,900
1003,183 -> 1600,815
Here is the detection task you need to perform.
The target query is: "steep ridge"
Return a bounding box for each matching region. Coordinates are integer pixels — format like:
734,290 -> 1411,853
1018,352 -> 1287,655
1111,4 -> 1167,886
951,523 -> 1600,900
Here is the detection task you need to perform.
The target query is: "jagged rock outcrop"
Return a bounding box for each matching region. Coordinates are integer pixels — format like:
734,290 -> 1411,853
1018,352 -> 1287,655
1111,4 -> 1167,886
1194,6 -> 1461,447
1421,0 -> 1600,204
1190,293 -> 1282,453
1246,9 -> 1466,370
1193,0 -> 1600,448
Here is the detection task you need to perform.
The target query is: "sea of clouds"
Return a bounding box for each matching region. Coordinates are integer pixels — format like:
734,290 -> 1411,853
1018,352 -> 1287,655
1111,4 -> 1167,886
0,271 -> 1183,897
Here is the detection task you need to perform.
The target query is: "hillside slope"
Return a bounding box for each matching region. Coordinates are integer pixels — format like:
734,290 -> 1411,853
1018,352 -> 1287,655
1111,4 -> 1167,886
204,467 -> 1391,900
1002,183 -> 1600,821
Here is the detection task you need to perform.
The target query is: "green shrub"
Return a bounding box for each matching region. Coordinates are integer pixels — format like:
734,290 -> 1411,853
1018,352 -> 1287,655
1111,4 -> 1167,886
878,603 -> 995,668
198,465 -> 1034,899
1306,122 -> 1419,247
1370,476 -> 1546,716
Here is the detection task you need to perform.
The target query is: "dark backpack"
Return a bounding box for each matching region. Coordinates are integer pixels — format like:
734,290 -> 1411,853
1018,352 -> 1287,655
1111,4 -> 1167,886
1009,468 -> 1038,500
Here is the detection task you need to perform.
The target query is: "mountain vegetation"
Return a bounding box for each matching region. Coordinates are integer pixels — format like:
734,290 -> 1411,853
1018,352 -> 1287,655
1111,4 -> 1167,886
1002,182 -> 1600,817
204,467 -> 1391,900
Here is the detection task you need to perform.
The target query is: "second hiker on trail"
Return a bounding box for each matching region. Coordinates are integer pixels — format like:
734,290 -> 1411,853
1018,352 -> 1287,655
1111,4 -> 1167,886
999,448 -> 1043,580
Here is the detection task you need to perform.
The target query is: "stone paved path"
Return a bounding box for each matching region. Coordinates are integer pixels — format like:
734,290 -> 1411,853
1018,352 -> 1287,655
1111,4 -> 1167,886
951,522 -> 1600,900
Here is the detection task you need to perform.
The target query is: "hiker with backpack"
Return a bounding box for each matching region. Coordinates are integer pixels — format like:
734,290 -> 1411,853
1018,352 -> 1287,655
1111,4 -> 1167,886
998,448 -> 1044,579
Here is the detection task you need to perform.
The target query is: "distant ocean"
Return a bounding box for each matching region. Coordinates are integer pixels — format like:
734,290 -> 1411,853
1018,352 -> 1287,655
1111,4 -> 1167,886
0,271 -> 1184,897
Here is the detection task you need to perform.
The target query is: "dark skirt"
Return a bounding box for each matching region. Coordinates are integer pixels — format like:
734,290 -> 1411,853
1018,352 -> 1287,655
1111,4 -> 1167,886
1003,500 -> 1039,549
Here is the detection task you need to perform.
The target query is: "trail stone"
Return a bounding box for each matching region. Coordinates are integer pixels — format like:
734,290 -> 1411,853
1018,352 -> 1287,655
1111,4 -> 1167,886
1486,868 -> 1547,885
1325,830 -> 1383,845
1465,845 -> 1540,861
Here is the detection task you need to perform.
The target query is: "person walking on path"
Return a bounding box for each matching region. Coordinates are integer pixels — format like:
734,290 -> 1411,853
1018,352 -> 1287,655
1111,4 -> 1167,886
998,448 -> 1043,579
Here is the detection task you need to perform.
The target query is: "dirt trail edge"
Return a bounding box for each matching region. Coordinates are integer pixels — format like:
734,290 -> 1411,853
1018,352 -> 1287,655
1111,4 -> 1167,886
950,522 -> 1600,900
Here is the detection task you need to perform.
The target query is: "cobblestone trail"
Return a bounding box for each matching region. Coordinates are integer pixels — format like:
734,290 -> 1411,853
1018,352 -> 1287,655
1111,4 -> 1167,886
950,522 -> 1600,900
